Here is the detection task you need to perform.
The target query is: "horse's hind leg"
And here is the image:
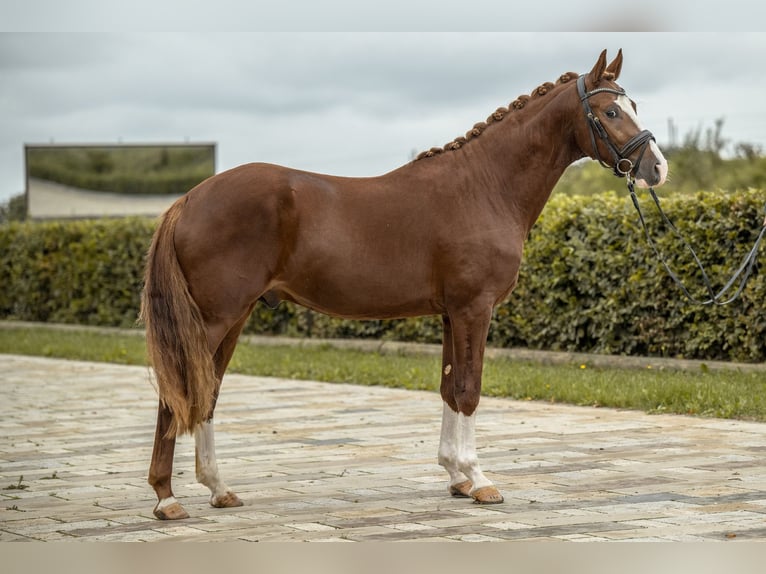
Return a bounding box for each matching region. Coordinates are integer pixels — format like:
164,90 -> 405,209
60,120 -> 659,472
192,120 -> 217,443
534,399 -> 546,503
149,402 -> 189,520
194,311 -> 252,509
195,421 -> 243,509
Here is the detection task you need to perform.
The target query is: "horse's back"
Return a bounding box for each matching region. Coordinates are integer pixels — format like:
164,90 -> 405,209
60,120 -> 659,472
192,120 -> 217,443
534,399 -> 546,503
169,161 -> 449,319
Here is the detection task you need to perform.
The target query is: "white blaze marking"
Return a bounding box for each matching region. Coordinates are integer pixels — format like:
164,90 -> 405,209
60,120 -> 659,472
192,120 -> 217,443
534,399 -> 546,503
616,94 -> 641,126
616,95 -> 668,187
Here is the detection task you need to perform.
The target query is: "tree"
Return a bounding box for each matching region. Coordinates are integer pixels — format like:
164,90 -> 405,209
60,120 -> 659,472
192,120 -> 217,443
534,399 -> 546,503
0,193 -> 27,223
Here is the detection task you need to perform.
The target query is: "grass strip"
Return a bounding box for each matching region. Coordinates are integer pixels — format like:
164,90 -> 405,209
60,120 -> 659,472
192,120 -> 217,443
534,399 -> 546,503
1,326 -> 764,421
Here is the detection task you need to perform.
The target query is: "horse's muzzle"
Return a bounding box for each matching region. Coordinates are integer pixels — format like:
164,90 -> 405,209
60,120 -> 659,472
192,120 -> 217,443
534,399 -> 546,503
634,141 -> 668,189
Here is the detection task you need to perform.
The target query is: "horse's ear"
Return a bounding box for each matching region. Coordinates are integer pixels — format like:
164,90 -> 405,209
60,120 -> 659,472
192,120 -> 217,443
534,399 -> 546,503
606,49 -> 623,81
587,49 -> 609,85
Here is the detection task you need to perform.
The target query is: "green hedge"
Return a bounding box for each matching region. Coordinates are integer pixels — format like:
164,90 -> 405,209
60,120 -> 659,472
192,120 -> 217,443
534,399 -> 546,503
27,147 -> 214,195
500,189 -> 766,362
2,189 -> 765,361
0,219 -> 154,327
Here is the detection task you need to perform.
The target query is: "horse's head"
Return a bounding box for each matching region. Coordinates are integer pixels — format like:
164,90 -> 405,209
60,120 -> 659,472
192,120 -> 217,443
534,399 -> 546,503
574,49 -> 668,189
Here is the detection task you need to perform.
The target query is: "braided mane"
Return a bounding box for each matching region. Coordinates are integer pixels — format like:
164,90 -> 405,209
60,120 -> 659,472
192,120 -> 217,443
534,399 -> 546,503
414,71 -> 580,161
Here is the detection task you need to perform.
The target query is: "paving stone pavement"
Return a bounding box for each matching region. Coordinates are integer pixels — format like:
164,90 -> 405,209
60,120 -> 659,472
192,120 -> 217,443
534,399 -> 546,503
1,354 -> 766,542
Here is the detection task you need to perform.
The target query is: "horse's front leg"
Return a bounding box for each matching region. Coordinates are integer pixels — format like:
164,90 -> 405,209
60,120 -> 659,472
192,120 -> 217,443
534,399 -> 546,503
438,314 -> 472,498
195,418 -> 243,508
438,306 -> 504,504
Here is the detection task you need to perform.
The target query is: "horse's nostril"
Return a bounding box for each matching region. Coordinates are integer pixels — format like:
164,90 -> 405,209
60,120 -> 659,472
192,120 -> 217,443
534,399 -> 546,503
652,159 -> 669,186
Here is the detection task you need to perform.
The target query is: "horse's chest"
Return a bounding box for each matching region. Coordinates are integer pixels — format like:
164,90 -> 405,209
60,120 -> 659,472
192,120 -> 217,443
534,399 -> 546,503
441,232 -> 522,298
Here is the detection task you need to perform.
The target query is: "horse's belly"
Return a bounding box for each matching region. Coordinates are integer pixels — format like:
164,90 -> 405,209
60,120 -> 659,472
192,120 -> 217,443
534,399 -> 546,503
272,260 -> 441,320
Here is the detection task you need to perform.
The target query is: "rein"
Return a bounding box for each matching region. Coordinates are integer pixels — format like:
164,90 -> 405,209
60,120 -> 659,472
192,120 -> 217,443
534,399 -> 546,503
578,74 -> 765,305
626,179 -> 766,306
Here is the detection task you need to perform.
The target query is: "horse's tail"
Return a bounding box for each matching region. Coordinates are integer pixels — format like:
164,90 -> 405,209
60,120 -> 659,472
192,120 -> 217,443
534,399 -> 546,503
139,199 -> 217,438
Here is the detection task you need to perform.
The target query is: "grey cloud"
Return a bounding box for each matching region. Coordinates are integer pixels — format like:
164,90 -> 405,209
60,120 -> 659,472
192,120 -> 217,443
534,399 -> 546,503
1,32 -> 766,201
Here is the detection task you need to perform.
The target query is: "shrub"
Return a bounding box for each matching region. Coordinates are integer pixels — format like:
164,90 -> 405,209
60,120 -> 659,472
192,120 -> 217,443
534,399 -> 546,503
27,146 -> 214,195
495,189 -> 766,362
1,188 -> 764,361
0,218 -> 154,327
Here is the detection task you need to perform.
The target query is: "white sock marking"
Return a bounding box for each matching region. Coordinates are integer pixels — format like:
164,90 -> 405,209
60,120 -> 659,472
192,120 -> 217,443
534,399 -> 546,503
156,496 -> 179,511
457,412 -> 493,492
194,420 -> 231,500
438,402 -> 493,493
438,402 -> 469,487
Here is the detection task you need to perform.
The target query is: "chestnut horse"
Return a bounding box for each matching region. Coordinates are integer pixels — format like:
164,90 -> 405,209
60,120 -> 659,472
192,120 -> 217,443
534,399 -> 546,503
141,49 -> 668,520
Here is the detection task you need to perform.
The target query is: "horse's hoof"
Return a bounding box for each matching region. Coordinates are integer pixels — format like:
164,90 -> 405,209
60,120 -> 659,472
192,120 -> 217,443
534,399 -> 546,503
211,491 -> 244,508
153,500 -> 190,520
471,485 -> 504,504
449,480 -> 473,498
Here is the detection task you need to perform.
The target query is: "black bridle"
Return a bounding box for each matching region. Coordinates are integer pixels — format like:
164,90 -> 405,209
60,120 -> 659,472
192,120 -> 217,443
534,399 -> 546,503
576,75 -> 766,306
577,75 -> 656,179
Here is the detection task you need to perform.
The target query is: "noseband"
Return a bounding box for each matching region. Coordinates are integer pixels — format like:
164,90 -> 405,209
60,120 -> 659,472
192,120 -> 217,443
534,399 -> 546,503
577,75 -> 655,179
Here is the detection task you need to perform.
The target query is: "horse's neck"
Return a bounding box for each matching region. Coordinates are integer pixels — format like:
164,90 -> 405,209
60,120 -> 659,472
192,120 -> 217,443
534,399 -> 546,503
400,92 -> 583,235
473,97 -> 584,231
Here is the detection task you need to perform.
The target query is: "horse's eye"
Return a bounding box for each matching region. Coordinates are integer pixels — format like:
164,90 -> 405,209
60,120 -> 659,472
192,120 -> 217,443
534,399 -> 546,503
605,109 -> 618,119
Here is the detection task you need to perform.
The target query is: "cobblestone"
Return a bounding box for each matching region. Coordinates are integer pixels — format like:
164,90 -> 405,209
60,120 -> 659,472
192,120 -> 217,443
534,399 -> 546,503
1,354 -> 765,541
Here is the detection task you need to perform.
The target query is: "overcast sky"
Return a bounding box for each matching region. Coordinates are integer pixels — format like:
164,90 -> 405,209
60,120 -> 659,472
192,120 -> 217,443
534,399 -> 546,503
2,31 -> 766,202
